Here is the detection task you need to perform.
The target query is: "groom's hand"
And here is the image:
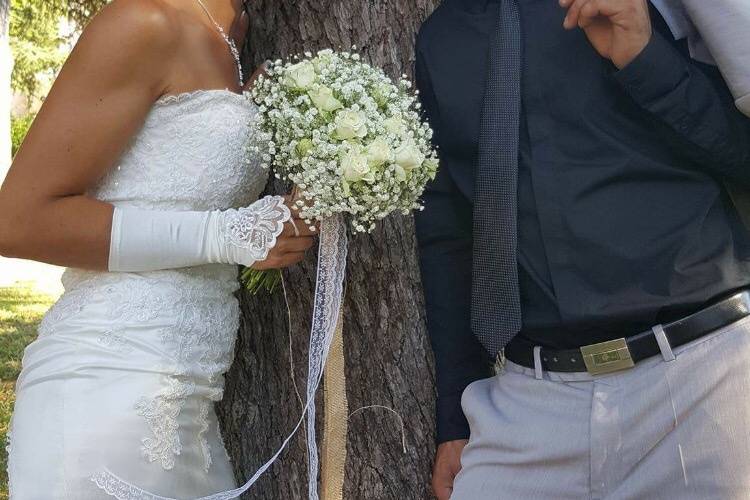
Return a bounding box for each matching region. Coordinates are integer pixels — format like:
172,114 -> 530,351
432,439 -> 468,500
559,0 -> 652,69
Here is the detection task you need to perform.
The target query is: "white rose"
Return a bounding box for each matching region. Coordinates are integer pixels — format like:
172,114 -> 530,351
282,61 -> 316,90
383,115 -> 406,135
334,110 -> 368,140
372,83 -> 393,107
393,164 -> 407,182
394,140 -> 425,171
365,136 -> 393,167
308,85 -> 343,112
312,49 -> 334,71
341,146 -> 374,183
423,157 -> 439,180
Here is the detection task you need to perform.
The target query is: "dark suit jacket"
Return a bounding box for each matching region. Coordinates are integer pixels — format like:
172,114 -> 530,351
415,0 -> 750,443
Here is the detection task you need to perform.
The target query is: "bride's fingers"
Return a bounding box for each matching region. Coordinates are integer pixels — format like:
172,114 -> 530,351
243,60 -> 271,92
274,251 -> 306,268
289,217 -> 301,237
295,222 -> 319,237
280,222 -> 296,237
277,236 -> 315,253
280,219 -> 318,237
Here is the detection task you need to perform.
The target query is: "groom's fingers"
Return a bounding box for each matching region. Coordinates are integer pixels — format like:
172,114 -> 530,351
562,0 -> 624,29
432,466 -> 455,500
432,457 -> 457,500
578,1 -> 603,28
432,439 -> 468,500
577,0 -> 618,27
561,0 -> 592,29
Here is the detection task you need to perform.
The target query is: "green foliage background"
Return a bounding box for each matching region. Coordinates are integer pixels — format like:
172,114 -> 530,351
10,0 -> 67,99
10,0 -> 104,98
10,114 -> 32,156
9,0 -> 105,157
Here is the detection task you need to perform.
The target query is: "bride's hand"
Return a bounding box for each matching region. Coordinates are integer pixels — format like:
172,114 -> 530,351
243,61 -> 271,92
250,196 -> 317,270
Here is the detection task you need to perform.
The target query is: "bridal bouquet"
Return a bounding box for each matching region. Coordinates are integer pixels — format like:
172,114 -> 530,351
243,49 -> 437,292
250,49 -> 437,228
230,50 -> 438,500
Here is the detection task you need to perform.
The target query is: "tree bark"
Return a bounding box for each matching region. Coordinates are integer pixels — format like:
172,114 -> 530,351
215,2 -> 440,499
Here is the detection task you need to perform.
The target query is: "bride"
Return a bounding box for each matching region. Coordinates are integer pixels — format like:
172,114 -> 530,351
0,0 -> 316,497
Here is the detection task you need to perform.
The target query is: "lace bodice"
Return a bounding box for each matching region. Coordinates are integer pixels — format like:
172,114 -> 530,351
56,89 -> 266,295
49,88 -> 266,350
93,89 -> 265,211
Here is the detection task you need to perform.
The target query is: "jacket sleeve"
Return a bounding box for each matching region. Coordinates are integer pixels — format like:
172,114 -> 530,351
414,44 -> 494,444
613,30 -> 750,186
681,0 -> 750,116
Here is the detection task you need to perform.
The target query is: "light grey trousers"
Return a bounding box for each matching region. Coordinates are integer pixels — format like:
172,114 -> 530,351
451,317 -> 750,500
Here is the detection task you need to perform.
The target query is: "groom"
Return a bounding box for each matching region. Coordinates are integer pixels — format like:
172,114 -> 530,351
415,0 -> 750,498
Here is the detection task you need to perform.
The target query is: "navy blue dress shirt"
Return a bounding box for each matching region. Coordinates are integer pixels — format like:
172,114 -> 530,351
415,0 -> 750,443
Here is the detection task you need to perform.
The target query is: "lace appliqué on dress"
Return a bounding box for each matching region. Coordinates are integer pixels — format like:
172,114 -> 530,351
223,195 -> 291,262
91,471 -> 174,500
216,421 -> 232,463
135,378 -> 196,470
198,400 -> 212,473
38,288 -> 87,337
98,330 -> 135,354
135,288 -> 237,472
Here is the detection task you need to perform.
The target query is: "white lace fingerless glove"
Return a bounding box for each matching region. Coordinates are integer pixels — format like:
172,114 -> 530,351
108,195 -> 291,272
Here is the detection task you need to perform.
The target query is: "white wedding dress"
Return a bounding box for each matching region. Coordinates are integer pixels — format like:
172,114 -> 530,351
7,89 -> 267,499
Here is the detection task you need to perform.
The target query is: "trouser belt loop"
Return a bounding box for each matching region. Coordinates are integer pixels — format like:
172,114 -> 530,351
494,349 -> 507,375
652,324 -> 676,362
533,346 -> 544,380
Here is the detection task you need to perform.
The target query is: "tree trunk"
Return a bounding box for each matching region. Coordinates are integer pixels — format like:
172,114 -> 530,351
215,2 -> 440,499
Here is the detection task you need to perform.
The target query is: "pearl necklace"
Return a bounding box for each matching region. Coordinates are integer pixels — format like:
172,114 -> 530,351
194,0 -> 244,86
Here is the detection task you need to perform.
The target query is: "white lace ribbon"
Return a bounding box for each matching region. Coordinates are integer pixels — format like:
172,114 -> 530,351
92,214 -> 348,500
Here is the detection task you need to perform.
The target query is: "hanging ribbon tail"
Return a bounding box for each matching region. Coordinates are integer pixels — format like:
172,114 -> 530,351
305,215 -> 348,500
321,305 -> 348,500
91,215 -> 349,500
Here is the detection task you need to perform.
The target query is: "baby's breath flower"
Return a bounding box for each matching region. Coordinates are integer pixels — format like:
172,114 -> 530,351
249,50 -> 439,233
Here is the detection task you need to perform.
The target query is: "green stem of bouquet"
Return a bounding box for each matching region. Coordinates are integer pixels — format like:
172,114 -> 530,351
242,267 -> 282,295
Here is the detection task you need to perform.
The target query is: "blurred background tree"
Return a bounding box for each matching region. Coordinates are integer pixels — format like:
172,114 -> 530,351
63,0 -> 106,27
10,0 -> 69,101
5,0 -> 103,157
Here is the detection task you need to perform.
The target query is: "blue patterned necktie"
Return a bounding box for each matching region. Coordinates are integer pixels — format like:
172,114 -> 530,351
471,0 -> 522,355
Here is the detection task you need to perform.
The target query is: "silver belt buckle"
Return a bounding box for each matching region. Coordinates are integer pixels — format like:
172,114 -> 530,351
580,338 -> 635,375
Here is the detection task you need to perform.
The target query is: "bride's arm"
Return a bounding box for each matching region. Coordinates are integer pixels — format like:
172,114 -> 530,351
0,0 -> 175,269
0,1 -> 314,272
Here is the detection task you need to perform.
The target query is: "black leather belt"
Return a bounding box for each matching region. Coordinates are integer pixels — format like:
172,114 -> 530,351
504,291 -> 750,375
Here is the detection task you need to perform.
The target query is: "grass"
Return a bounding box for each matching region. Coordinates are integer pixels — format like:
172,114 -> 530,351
0,282 -> 56,499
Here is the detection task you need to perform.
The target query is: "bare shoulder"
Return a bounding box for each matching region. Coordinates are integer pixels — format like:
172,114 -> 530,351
54,0 -> 190,98
76,0 -> 183,65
